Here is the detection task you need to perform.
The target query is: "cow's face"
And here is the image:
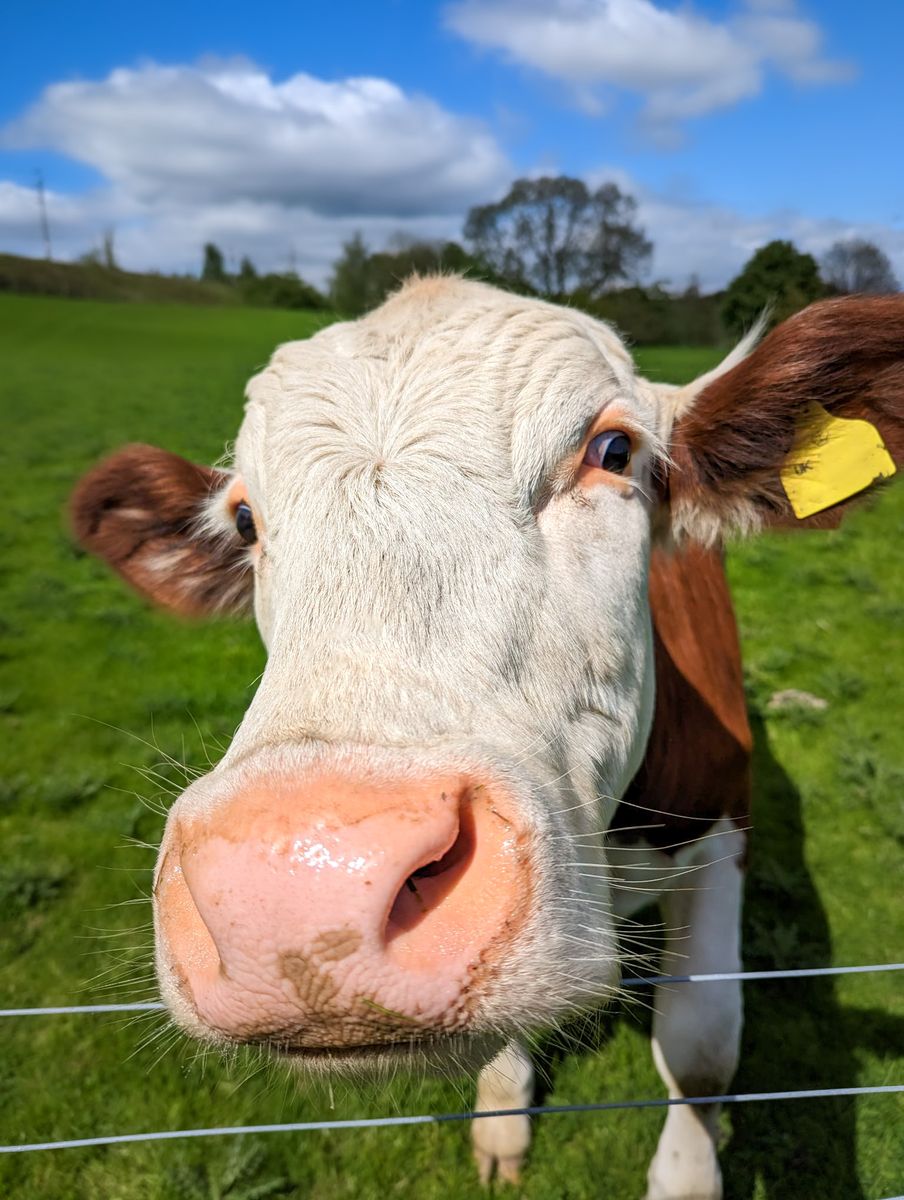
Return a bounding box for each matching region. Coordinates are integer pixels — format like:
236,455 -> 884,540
72,282 -> 904,1069
163,279 -> 662,1065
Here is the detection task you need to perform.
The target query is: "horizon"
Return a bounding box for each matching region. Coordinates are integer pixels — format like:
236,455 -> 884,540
2,0 -> 902,291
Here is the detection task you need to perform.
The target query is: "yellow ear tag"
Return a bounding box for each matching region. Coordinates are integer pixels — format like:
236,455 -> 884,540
781,401 -> 896,519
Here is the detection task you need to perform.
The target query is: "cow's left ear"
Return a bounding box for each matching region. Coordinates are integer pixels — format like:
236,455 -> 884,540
71,443 -> 254,617
665,296 -> 904,545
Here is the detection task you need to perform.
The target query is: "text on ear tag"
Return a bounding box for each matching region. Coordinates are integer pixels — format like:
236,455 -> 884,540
781,401 -> 896,519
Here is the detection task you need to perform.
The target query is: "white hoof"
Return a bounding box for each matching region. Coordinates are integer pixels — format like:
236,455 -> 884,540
472,1113 -> 531,1186
644,1145 -> 722,1200
472,1041 -> 534,1186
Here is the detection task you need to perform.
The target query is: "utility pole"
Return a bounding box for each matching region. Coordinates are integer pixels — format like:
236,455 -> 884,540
35,169 -> 52,260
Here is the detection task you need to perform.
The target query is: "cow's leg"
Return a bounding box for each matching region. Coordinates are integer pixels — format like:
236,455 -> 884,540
472,1039 -> 533,1185
645,818 -> 745,1200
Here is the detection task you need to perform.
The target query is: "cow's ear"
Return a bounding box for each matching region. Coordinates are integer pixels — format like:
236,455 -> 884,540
666,296 -> 904,545
71,443 -> 253,617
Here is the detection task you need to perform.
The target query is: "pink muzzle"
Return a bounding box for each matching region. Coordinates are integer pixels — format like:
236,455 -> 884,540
154,771 -> 531,1048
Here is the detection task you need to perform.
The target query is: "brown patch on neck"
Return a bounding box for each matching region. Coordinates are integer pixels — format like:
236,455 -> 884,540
613,543 -> 751,851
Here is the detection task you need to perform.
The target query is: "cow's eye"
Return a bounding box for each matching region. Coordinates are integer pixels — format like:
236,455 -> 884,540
583,430 -> 632,474
235,501 -> 257,545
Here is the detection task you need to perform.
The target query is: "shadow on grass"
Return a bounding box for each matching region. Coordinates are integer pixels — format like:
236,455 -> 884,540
532,712 -> 902,1198
722,713 -> 904,1199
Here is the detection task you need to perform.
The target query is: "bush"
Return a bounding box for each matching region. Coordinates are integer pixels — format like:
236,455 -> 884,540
576,284 -> 725,346
328,234 -> 520,316
237,272 -> 328,310
722,240 -> 825,338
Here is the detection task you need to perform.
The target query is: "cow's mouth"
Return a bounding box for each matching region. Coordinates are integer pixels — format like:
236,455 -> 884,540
267,1032 -> 501,1072
277,1039 -> 435,1059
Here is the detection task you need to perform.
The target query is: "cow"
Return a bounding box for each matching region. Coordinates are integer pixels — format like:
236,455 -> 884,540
71,279 -> 903,1199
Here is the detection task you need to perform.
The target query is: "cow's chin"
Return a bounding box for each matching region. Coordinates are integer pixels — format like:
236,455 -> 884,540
270,1031 -> 504,1078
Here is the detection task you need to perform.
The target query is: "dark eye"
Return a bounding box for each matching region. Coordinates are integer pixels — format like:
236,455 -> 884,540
583,430 -> 632,474
235,501 -> 257,545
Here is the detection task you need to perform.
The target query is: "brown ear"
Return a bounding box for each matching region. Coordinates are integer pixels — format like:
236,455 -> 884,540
71,443 -> 253,617
668,296 -> 904,544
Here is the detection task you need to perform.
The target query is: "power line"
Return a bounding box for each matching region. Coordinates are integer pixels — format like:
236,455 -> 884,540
34,169 -> 52,260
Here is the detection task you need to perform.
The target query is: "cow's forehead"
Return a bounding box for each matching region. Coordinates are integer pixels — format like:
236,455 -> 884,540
238,277 -> 653,503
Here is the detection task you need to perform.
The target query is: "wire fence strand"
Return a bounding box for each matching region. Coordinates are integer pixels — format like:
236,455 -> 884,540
620,962 -> 904,987
0,1002 -> 164,1017
2,961 -> 901,1017
2,1085 -> 902,1155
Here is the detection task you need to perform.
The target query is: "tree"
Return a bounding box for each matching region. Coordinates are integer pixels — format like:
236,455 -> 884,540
238,255 -> 258,282
464,176 -> 652,298
239,270 -> 327,310
722,240 -> 824,338
329,233 -> 377,316
328,234 -> 479,315
327,233 -> 536,316
201,242 -> 227,283
102,228 -> 117,270
822,238 -> 899,295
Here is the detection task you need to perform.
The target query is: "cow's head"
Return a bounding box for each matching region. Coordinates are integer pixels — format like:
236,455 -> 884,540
72,280 -> 903,1069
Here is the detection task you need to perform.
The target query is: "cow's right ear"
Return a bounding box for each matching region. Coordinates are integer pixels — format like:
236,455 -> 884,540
71,444 -> 253,617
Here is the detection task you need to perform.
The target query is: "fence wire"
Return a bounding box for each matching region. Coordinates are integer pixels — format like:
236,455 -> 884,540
2,961 -> 902,1018
3,959 -> 900,1173
2,1085 -> 902,1154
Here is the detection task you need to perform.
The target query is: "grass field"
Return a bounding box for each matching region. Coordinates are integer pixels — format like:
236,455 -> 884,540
1,293 -> 901,1199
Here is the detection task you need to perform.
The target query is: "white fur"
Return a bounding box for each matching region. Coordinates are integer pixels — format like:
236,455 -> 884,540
646,819 -> 745,1200
637,315 -> 767,547
472,1040 -> 534,1184
156,277 -> 755,1192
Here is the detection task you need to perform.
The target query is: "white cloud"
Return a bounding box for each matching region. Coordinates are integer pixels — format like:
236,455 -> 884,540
445,0 -> 854,137
0,179 -> 467,283
0,181 -> 126,253
5,166 -> 900,297
1,55 -> 896,294
2,59 -> 510,217
586,167 -> 904,293
0,59 -> 513,282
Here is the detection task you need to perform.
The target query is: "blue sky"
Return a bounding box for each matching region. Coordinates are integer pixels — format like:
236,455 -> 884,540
2,0 -> 902,288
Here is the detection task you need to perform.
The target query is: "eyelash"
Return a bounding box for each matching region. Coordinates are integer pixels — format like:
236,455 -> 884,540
582,429 -> 633,475
234,501 -> 257,545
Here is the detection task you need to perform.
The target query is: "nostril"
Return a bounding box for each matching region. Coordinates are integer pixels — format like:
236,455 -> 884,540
386,800 -> 477,942
410,808 -> 475,881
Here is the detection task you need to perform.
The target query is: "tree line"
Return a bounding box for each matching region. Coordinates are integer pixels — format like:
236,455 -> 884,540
199,175 -> 899,344
200,243 -> 329,311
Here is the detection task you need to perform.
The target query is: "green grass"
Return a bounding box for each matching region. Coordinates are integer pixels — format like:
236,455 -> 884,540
1,294 -> 901,1199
